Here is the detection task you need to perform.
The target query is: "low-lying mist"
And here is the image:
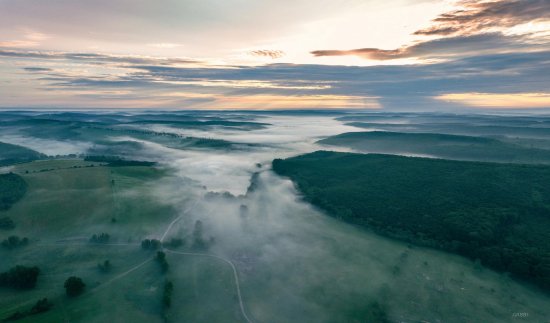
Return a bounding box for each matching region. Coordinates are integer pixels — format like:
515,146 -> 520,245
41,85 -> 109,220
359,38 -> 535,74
137,114 -> 550,322
2,111 -> 550,322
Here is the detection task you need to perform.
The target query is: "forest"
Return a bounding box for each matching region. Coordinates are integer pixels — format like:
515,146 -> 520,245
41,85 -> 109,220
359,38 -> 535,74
0,142 -> 45,166
273,151 -> 550,291
318,131 -> 550,164
0,173 -> 27,211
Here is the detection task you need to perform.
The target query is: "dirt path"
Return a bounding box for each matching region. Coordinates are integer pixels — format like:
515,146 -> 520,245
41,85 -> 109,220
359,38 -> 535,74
165,249 -> 254,323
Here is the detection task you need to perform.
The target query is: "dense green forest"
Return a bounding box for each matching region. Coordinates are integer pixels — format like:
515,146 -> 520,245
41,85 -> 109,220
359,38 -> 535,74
273,151 -> 550,291
318,131 -> 550,164
0,142 -> 45,166
0,173 -> 27,211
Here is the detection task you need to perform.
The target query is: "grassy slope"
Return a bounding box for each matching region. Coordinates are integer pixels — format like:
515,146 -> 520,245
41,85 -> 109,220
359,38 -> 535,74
0,160 -> 180,322
273,151 -> 550,292
0,142 -> 45,166
319,131 -> 550,164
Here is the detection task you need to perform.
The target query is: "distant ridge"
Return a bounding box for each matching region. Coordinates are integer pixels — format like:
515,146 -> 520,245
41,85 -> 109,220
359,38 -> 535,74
319,131 -> 550,164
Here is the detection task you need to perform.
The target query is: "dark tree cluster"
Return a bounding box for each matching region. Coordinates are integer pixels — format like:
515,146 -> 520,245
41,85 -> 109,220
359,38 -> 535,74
156,251 -> 169,273
141,239 -> 161,250
64,276 -> 85,297
0,217 -> 15,230
162,280 -> 174,308
0,141 -> 45,167
0,173 -> 27,211
1,236 -> 29,249
97,260 -> 112,273
318,131 -> 550,165
89,233 -> 110,243
29,298 -> 53,314
84,155 -> 156,167
0,265 -> 40,290
273,151 -> 550,291
3,298 -> 53,322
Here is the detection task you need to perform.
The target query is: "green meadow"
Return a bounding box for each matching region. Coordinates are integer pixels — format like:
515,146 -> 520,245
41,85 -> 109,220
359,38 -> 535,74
0,160 -> 240,322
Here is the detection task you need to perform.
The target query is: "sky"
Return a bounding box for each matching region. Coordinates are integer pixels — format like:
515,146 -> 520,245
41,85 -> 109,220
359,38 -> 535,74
0,0 -> 549,111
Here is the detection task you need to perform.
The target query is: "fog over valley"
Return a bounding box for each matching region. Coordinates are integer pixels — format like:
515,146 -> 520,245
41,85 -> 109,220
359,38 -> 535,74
1,111 -> 550,322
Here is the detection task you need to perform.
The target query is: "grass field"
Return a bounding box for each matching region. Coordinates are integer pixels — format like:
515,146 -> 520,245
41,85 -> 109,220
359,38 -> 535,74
0,160 -> 237,322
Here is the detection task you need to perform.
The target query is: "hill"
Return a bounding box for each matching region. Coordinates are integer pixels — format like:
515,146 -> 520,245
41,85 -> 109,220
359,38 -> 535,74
273,151 -> 550,291
0,142 -> 45,166
318,131 -> 550,164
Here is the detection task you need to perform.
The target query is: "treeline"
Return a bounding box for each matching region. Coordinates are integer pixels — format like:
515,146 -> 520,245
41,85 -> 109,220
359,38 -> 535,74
273,151 -> 550,291
318,131 -> 550,164
3,298 -> 53,322
0,141 -> 46,167
0,265 -> 40,290
0,217 -> 15,230
0,173 -> 27,211
89,233 -> 110,243
86,125 -> 236,148
1,236 -> 29,249
84,156 -> 156,167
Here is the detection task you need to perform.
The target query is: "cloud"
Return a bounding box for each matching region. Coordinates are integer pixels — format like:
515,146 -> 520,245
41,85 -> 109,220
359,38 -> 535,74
23,67 -> 52,72
0,30 -> 50,48
414,0 -> 550,36
311,33 -> 533,60
311,0 -> 550,62
311,48 -> 405,60
3,46 -> 550,110
0,0 -> 373,61
435,92 -> 550,108
248,50 -> 285,59
0,48 -> 201,66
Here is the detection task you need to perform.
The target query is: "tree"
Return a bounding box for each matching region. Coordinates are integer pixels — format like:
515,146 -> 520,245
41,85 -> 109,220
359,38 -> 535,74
29,298 -> 53,314
141,239 -> 151,249
0,265 -> 40,289
141,238 -> 161,250
89,233 -> 110,243
1,235 -> 29,249
163,281 -> 174,308
156,251 -> 169,273
3,298 -> 53,321
0,216 -> 15,230
64,276 -> 85,297
97,260 -> 112,273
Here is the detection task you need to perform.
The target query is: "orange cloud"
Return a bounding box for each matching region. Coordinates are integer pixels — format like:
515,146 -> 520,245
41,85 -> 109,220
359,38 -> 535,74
435,92 -> 550,108
311,48 -> 408,60
211,94 -> 380,110
311,1 -> 550,61
0,30 -> 49,48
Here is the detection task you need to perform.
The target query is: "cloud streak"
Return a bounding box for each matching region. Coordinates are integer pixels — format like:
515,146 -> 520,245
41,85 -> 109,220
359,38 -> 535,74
3,46 -> 550,110
0,48 -> 201,66
311,33 -> 533,60
311,0 -> 550,61
248,50 -> 285,59
414,0 -> 550,36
